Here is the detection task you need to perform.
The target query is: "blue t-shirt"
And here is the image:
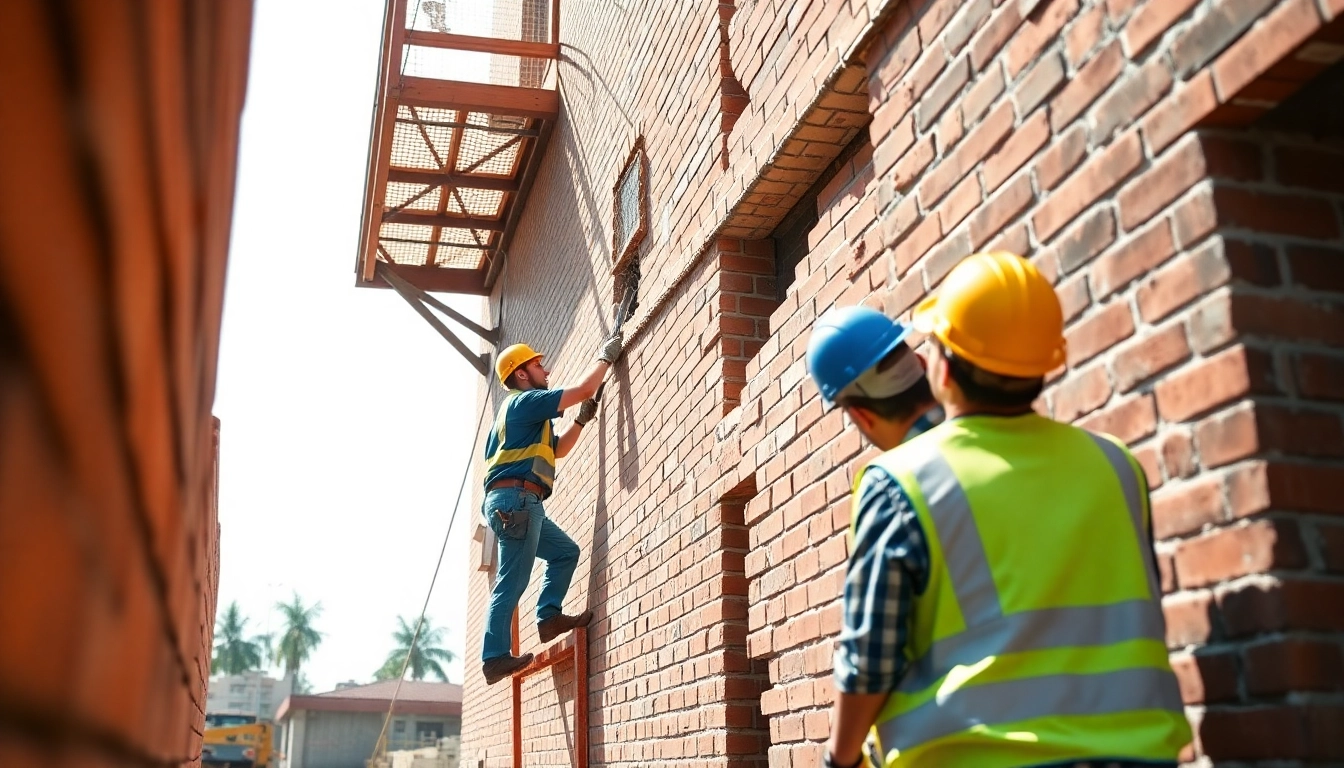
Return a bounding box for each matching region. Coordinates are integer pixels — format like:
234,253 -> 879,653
483,388 -> 564,495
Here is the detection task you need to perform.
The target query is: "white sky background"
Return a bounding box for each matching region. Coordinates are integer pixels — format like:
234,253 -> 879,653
215,0 -> 488,691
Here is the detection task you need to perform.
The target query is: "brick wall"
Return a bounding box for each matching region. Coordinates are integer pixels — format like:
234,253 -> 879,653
0,2 -> 250,766
465,0 -> 1344,766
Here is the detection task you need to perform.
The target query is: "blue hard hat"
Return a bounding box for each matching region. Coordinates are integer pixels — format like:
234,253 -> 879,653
806,305 -> 913,405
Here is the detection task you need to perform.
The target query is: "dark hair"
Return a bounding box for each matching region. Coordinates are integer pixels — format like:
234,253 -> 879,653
943,348 -> 1043,409
836,346 -> 936,421
504,369 -> 523,390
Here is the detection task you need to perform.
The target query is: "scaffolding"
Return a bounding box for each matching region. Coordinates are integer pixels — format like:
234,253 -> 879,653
357,0 -> 560,295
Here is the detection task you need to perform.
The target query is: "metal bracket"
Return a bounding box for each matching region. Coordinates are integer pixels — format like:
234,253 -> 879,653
376,260 -> 499,378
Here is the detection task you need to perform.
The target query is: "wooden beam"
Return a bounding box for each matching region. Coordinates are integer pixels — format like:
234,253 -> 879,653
404,30 -> 559,59
357,0 -> 409,285
383,210 -> 505,230
386,168 -> 520,191
398,77 -> 558,119
361,264 -> 490,295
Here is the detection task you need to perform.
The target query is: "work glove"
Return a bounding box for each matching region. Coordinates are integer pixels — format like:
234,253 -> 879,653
575,398 -> 598,426
596,331 -> 623,364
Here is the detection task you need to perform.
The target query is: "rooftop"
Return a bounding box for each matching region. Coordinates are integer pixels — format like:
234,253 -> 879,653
276,680 -> 462,721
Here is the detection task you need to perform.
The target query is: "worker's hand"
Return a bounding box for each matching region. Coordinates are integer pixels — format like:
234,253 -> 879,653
575,398 -> 598,425
596,331 -> 623,364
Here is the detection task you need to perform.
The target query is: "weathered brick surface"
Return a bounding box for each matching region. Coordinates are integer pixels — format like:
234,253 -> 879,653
464,0 -> 1344,766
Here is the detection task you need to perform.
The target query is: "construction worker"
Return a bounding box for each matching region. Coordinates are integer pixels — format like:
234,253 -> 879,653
811,252 -> 1191,768
479,332 -> 622,685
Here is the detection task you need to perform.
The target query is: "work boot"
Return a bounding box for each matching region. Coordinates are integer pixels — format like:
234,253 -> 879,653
481,653 -> 533,685
537,609 -> 593,643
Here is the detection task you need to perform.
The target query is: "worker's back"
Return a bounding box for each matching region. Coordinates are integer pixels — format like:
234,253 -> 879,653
866,413 -> 1191,768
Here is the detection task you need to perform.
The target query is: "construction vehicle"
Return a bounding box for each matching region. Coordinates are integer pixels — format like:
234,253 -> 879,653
202,713 -> 277,768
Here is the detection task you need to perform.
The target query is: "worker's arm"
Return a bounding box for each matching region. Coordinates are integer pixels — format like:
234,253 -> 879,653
556,332 -> 623,410
828,469 -> 929,767
557,360 -> 610,410
828,693 -> 889,766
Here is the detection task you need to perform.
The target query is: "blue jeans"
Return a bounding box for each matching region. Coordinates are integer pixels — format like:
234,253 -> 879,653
480,487 -> 580,662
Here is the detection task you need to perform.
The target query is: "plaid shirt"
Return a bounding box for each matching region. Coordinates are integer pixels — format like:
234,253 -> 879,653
833,466 -> 929,694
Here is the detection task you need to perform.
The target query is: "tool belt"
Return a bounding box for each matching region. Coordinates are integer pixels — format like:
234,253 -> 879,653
486,477 -> 547,497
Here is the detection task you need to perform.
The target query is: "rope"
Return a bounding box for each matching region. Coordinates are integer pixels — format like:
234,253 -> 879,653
369,403 -> 486,763
368,245 -> 512,767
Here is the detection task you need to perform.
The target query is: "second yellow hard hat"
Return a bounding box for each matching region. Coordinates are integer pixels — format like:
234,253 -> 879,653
912,252 -> 1066,378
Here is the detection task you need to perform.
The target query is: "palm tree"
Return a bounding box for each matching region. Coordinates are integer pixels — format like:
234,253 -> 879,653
212,602 -> 265,675
273,592 -> 324,677
374,615 -> 456,682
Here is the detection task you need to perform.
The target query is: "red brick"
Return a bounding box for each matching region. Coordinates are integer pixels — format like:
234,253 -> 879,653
918,101 -> 1013,207
1211,0 -> 1325,101
1057,272 -> 1091,323
1195,402 -> 1259,469
1218,577 -> 1344,637
1321,522 -> 1344,573
1141,71 -> 1220,155
1161,428 -> 1198,480
970,0 -> 1023,72
1078,392 -> 1156,445
1118,136 -> 1207,231
1113,323 -> 1191,393
1244,638 -> 1344,695
983,110 -> 1049,193
961,62 -> 1006,126
894,211 -> 942,275
1163,590 -> 1215,647
1035,124 -> 1089,190
968,172 -> 1034,248
1066,301 -> 1135,367
1297,352 -> 1344,401
1054,364 -> 1113,422
945,0 -> 994,56
1104,0 -> 1139,22
1065,2 -> 1107,66
1172,185 -> 1218,247
916,55 -> 971,131
1134,443 -> 1162,490
1034,132 -> 1143,241
1232,294 -> 1344,347
1151,474 -> 1225,539
1169,650 -> 1240,704
1006,0 -> 1081,77
1153,345 -> 1276,422
1168,0 -> 1281,78
1049,40 -> 1125,131
1200,706 -> 1311,761
890,137 -> 936,194
1136,239 -> 1232,323
1174,519 -> 1308,589
1093,219 -> 1177,299
1052,206 -> 1117,274
1286,244 -> 1344,293
1201,135 -> 1264,181
1124,0 -> 1201,56
1014,51 -> 1067,116
1091,57 -> 1174,142
1229,461 -> 1344,517
1211,186 -> 1341,240
1276,144 -> 1344,194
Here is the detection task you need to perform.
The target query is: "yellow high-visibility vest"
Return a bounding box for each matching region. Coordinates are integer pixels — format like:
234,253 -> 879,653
852,414 -> 1191,768
484,392 -> 556,492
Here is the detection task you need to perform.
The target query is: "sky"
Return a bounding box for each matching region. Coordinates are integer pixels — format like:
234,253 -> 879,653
214,0 -> 484,691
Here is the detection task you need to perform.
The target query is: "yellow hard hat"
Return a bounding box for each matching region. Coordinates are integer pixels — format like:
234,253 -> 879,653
912,251 -> 1066,378
496,343 -> 542,387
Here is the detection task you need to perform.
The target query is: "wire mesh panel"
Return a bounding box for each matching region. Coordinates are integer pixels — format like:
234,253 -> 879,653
612,139 -> 647,270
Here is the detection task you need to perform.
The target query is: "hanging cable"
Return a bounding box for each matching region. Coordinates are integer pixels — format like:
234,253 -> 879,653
368,251 -> 511,766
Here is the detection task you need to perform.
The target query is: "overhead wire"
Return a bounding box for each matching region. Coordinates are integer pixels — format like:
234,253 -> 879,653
368,237 -> 513,765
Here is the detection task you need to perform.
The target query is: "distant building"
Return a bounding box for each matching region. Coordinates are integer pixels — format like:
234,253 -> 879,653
276,680 -> 462,768
206,671 -> 293,721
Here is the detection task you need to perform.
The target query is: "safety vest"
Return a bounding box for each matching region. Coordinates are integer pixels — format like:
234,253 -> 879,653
852,414 -> 1190,768
483,392 -> 557,494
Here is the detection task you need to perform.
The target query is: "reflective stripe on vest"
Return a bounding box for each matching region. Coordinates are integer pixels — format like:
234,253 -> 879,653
854,416 -> 1189,766
485,392 -> 556,487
